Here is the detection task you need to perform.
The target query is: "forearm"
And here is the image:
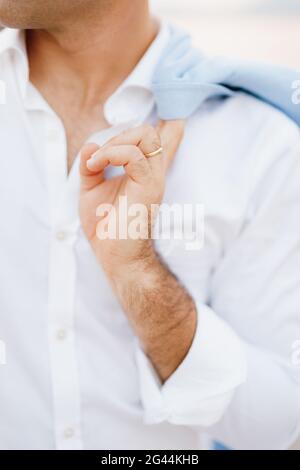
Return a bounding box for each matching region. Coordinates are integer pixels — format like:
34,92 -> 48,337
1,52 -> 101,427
108,248 -> 197,383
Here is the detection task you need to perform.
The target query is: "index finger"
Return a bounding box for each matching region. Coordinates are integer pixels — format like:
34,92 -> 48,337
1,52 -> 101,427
156,120 -> 185,170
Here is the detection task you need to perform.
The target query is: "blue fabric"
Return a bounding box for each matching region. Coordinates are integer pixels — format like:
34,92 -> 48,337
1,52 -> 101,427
214,442 -> 231,451
152,26 -> 300,125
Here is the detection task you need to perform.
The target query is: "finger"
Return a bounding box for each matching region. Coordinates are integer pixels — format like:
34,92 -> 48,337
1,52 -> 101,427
104,124 -> 162,155
104,125 -> 164,174
86,145 -> 151,184
156,120 -> 185,170
80,143 -> 105,190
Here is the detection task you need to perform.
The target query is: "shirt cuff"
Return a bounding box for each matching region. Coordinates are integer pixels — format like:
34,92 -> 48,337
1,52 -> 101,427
135,303 -> 247,427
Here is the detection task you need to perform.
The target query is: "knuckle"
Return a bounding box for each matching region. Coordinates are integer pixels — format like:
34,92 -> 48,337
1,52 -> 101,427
151,137 -> 162,151
131,146 -> 144,160
143,125 -> 161,145
142,124 -> 155,134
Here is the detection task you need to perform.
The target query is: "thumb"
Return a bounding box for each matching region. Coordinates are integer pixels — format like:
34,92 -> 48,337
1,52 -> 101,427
156,120 -> 185,170
79,142 -> 105,191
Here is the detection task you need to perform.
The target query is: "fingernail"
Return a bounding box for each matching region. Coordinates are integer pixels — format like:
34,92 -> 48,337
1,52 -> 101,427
87,158 -> 96,170
87,150 -> 99,167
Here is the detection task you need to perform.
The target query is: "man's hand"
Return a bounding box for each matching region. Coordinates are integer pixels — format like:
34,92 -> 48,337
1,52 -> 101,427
79,121 -> 184,274
79,121 -> 197,382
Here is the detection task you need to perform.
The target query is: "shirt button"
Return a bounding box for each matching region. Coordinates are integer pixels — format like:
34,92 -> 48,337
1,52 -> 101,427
56,329 -> 67,341
64,427 -> 75,439
56,231 -> 67,241
47,128 -> 60,141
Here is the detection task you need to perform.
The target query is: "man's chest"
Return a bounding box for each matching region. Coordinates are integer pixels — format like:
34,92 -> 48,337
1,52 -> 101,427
52,102 -> 109,171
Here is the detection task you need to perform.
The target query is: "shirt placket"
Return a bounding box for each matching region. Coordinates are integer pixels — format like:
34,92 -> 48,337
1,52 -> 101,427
44,114 -> 83,450
40,89 -> 154,450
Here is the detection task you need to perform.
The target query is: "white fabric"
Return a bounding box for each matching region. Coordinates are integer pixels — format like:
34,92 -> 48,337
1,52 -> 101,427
0,25 -> 299,450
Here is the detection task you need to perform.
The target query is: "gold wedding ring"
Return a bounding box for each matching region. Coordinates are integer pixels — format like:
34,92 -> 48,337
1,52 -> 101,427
145,146 -> 163,158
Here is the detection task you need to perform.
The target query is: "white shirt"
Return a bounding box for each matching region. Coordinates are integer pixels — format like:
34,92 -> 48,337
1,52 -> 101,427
0,24 -> 299,451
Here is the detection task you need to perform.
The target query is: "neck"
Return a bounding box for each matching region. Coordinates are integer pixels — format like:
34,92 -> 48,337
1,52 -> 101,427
27,1 -> 157,106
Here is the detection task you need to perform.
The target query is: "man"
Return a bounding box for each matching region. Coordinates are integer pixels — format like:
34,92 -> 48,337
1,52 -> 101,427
0,0 -> 299,450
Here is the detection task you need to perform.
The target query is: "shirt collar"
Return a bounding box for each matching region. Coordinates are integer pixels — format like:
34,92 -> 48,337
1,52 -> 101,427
104,21 -> 171,125
0,21 -> 171,125
0,27 -> 27,56
0,28 -> 29,99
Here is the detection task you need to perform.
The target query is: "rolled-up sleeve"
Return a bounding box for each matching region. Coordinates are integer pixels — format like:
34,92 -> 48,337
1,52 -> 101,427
135,303 -> 247,427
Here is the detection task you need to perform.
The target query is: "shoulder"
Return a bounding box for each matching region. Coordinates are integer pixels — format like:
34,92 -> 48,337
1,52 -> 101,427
180,92 -> 300,181
166,92 -> 300,211
186,92 -> 300,150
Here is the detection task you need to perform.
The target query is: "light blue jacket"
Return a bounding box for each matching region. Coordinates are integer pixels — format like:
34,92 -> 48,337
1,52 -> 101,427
152,26 -> 300,125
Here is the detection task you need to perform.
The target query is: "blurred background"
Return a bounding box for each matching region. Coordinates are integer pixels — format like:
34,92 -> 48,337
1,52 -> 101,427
151,0 -> 300,68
